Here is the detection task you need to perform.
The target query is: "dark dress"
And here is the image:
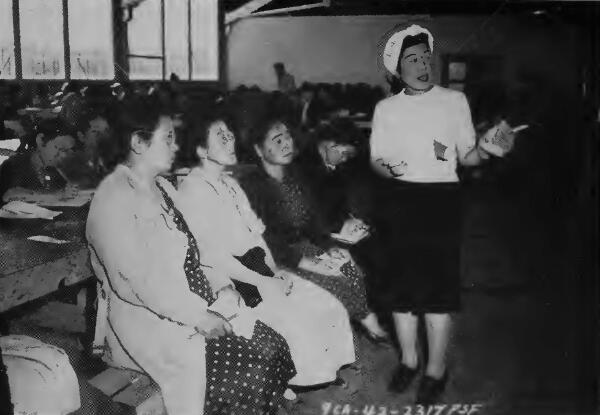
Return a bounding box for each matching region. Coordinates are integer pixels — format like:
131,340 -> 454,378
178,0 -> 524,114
157,183 -> 296,414
238,165 -> 370,321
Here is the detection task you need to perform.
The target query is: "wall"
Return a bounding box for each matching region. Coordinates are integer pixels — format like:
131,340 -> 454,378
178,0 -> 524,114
226,14 -> 579,95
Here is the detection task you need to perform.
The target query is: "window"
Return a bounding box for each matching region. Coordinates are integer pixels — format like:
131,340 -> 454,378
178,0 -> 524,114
20,0 -> 65,79
2,0 -> 219,81
2,0 -> 113,80
68,0 -> 114,80
0,0 -> 15,79
128,0 -> 219,81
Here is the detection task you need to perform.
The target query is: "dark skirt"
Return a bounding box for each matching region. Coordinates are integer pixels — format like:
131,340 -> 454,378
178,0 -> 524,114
366,179 -> 463,314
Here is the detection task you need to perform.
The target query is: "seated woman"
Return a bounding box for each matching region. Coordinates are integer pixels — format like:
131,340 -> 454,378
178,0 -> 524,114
176,111 -> 355,387
238,115 -> 388,343
86,100 -> 296,415
295,118 -> 374,232
0,118 -> 75,200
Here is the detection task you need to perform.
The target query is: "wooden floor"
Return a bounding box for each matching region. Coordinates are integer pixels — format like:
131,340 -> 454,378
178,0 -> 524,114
6,184 -> 592,415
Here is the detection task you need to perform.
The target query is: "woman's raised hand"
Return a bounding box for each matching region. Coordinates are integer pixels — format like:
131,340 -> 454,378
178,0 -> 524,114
478,120 -> 523,158
373,157 -> 408,178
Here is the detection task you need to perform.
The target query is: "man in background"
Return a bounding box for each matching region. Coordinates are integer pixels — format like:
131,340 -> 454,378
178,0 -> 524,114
274,62 -> 296,94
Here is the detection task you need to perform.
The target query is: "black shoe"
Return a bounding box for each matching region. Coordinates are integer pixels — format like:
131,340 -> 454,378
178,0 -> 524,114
416,371 -> 449,405
388,363 -> 419,393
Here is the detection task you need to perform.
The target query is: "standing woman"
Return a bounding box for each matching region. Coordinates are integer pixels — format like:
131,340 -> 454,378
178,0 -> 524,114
369,25 -> 503,404
86,99 -> 296,414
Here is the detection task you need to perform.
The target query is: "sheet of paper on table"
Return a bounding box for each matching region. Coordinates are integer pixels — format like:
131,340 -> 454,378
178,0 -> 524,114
3,186 -> 95,208
27,235 -> 72,244
0,201 -> 62,220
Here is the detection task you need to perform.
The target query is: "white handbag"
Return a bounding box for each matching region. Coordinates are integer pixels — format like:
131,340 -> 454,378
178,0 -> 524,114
0,335 -> 81,415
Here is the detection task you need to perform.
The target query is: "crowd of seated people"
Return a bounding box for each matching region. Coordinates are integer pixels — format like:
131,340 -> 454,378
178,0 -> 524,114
83,92 -> 395,414
1,76 -> 393,413
1,71 -> 529,413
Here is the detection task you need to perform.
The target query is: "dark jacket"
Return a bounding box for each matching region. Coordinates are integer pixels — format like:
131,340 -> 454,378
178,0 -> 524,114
238,164 -> 331,268
295,147 -> 376,230
0,152 -> 66,201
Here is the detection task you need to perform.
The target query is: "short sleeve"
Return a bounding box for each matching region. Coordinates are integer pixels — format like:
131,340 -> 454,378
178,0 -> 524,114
455,93 -> 477,158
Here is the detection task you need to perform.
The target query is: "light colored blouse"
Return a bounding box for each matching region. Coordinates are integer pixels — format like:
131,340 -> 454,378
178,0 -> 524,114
177,167 -> 266,257
86,165 -> 229,329
370,85 -> 476,183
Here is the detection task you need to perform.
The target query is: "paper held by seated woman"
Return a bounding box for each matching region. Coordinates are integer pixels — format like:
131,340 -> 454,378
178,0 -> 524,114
330,216 -> 370,245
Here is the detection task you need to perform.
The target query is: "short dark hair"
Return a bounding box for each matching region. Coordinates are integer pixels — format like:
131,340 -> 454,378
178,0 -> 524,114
273,62 -> 284,69
313,118 -> 363,147
35,118 -> 76,145
396,32 -> 431,74
249,112 -> 292,149
109,96 -> 171,166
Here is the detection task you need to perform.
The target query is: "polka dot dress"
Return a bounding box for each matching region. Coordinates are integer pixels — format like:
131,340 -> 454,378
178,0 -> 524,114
157,183 -> 297,414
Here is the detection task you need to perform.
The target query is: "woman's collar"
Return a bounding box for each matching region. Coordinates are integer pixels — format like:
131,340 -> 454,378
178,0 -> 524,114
115,164 -> 158,193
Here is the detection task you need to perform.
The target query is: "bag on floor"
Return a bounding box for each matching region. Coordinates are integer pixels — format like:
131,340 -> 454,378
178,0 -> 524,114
0,335 -> 81,415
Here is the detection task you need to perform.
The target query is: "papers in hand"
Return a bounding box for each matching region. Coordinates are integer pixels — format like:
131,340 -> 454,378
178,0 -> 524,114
0,201 -> 62,220
480,121 -> 528,158
298,254 -> 345,276
27,235 -> 71,244
330,217 -> 370,244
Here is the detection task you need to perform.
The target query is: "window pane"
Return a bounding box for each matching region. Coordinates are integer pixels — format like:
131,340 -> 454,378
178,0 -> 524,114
128,0 -> 162,79
0,0 -> 15,79
191,0 -> 219,81
165,0 -> 188,79
20,0 -> 65,79
69,0 -> 114,79
128,57 -> 163,81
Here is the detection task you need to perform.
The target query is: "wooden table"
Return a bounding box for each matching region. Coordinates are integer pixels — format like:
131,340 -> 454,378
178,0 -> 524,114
0,207 -> 93,314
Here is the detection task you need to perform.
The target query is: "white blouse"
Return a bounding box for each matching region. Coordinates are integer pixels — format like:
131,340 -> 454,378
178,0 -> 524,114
370,85 -> 476,183
177,167 -> 266,257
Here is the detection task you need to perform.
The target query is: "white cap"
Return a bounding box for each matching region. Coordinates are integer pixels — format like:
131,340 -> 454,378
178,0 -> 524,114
383,24 -> 434,75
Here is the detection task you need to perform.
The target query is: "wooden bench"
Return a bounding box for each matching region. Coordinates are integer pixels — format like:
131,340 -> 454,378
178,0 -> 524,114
89,367 -> 166,415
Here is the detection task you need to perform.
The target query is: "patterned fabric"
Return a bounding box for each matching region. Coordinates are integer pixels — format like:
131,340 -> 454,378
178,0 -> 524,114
294,242 -> 370,320
240,169 -> 371,321
156,182 -> 296,414
156,182 -> 215,304
204,322 -> 295,414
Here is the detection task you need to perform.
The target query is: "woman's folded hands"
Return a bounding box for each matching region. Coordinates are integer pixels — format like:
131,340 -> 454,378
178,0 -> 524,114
195,312 -> 233,339
258,269 -> 294,297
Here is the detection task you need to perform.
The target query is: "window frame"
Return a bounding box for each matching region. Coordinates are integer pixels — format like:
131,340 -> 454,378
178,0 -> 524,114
6,0 -> 115,82
3,0 -> 223,84
126,0 -> 223,84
